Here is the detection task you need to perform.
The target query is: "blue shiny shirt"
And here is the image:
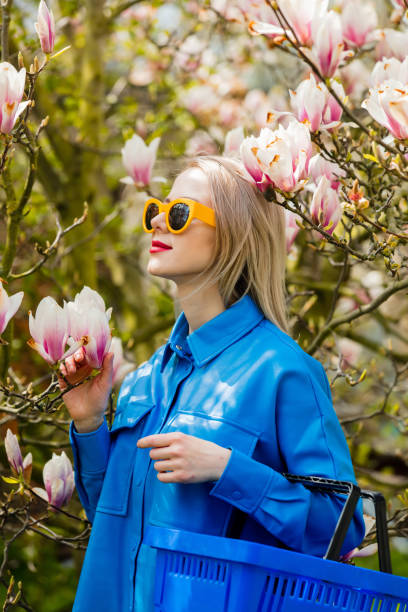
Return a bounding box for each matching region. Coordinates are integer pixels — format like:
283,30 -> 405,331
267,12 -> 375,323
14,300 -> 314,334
69,294 -> 365,611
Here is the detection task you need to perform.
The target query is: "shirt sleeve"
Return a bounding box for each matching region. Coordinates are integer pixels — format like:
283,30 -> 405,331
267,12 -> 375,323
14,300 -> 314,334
209,361 -> 365,557
69,416 -> 111,524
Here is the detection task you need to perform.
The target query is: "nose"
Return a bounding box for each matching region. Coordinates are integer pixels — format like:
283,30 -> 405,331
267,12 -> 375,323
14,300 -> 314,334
150,211 -> 168,233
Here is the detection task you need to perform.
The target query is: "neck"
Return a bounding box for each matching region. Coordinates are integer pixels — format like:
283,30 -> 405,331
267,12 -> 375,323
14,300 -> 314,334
175,280 -> 226,334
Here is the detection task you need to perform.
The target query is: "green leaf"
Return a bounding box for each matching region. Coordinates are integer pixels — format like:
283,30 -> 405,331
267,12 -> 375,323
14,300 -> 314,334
363,154 -> 379,163
2,476 -> 20,484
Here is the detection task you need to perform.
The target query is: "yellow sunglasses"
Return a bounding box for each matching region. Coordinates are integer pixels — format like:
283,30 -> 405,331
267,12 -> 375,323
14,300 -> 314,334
142,197 -> 216,234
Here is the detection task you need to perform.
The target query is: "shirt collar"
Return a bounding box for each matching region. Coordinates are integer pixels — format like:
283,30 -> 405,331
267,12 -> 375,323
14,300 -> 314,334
160,294 -> 264,372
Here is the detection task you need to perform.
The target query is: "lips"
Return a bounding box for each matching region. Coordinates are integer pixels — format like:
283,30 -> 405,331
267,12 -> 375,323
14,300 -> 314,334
151,240 -> 172,249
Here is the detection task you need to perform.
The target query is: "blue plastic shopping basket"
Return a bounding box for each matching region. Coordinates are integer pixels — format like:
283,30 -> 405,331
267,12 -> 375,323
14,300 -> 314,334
145,474 -> 408,611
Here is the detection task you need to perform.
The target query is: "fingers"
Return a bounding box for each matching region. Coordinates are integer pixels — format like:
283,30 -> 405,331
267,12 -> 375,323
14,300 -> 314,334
98,352 -> 114,388
74,347 -> 86,363
153,459 -> 177,471
149,446 -> 177,460
137,432 -> 184,448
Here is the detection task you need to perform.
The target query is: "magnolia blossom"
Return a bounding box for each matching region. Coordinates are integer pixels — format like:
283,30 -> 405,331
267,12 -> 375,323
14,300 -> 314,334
309,154 -> 346,190
185,130 -> 218,156
289,74 -> 345,131
362,79 -> 408,140
0,281 -> 24,336
370,57 -> 408,87
340,60 -> 371,100
241,121 -> 312,194
341,543 -> 378,563
285,208 -> 302,253
244,88 -> 287,129
4,429 -> 32,483
249,0 -> 328,47
182,85 -> 219,116
110,337 -> 134,386
375,29 -> 408,62
33,451 -> 74,509
340,1 -> 378,48
35,0 -> 55,54
310,176 -> 343,235
308,10 -> 352,78
0,63 -> 30,134
65,288 -> 112,370
120,134 -> 160,187
224,126 -> 245,156
240,135 -> 265,189
66,286 -> 112,321
28,296 -> 80,364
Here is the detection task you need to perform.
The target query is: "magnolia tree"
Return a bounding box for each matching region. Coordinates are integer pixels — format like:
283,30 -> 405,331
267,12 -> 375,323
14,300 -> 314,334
1,0 -> 408,607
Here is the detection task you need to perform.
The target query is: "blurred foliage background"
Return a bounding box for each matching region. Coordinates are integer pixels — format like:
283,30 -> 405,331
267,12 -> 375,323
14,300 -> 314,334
0,0 -> 407,609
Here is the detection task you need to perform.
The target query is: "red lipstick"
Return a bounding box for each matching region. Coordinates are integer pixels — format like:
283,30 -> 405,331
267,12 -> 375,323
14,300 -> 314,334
150,240 -> 172,253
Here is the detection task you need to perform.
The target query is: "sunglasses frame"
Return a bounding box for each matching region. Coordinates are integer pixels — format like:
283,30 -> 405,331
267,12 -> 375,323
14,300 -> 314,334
143,197 -> 216,235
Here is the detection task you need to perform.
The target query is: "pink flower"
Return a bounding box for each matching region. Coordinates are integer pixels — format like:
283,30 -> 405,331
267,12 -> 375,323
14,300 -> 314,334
4,429 -> 32,483
110,337 -> 134,387
65,287 -> 112,370
309,154 -> 346,190
289,74 -> 345,131
244,89 -> 287,129
65,286 -> 112,321
310,176 -> 343,235
249,0 -> 328,47
241,120 -> 312,194
0,281 -> 23,336
340,60 -> 371,100
341,1 -> 378,48
308,10 -> 353,78
185,131 -> 218,156
0,63 -> 30,134
35,0 -> 56,54
285,208 -> 302,253
362,79 -> 408,140
341,543 -> 378,563
120,134 -> 160,187
375,29 -> 408,62
224,126 -> 245,156
33,451 -> 75,509
370,57 -> 408,87
28,296 -> 80,364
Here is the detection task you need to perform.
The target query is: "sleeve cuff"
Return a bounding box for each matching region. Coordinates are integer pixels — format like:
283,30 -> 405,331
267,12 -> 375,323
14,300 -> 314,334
209,448 -> 274,513
69,417 -> 110,474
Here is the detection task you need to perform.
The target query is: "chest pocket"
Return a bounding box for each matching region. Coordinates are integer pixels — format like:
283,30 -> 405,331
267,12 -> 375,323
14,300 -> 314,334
96,400 -> 154,516
146,410 -> 260,535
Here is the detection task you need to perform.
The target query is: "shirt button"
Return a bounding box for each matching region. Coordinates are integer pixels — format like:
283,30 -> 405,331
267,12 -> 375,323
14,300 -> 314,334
232,490 -> 242,500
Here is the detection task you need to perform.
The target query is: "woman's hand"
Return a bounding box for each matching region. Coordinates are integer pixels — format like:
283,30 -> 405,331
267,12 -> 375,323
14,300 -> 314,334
58,347 -> 114,433
137,432 -> 232,483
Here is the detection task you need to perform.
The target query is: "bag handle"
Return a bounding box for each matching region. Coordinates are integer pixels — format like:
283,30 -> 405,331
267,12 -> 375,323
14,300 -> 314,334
283,474 -> 392,573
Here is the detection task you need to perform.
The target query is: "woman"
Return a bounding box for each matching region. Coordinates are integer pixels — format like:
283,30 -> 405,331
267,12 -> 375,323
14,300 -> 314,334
60,155 -> 365,612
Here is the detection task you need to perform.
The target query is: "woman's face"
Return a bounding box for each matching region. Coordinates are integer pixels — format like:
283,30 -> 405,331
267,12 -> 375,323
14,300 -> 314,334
146,167 -> 217,285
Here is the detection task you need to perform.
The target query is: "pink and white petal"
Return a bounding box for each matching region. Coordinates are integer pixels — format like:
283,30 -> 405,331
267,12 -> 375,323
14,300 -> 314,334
50,478 -> 65,507
63,472 -> 75,505
32,487 -> 49,502
27,338 -> 53,363
14,100 -> 31,123
248,21 -> 285,38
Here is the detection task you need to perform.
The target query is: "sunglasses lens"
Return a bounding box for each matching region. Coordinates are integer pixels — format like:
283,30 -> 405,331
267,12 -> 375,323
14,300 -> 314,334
145,203 -> 159,230
169,202 -> 190,231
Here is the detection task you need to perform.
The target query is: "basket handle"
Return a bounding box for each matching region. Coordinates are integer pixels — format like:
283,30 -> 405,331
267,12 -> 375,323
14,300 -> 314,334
283,474 -> 392,573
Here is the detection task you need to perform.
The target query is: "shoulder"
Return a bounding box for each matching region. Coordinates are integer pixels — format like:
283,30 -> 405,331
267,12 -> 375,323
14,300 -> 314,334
249,319 -> 330,398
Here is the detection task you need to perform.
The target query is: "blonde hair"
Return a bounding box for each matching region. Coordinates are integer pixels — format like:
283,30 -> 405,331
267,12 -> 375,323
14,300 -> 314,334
177,154 -> 290,335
